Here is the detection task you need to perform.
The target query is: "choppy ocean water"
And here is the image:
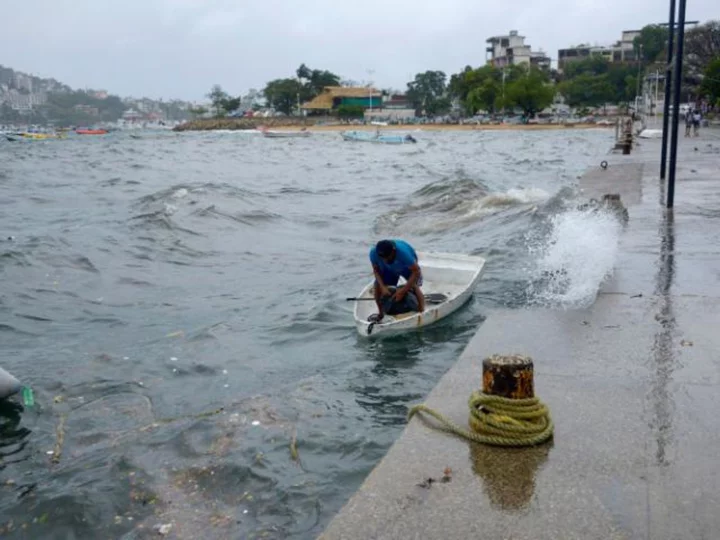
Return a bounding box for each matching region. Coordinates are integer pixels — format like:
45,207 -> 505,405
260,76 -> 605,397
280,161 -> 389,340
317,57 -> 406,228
0,127 -> 618,538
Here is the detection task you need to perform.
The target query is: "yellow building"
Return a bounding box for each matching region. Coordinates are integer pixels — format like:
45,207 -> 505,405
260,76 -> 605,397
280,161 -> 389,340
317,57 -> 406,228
301,86 -> 382,113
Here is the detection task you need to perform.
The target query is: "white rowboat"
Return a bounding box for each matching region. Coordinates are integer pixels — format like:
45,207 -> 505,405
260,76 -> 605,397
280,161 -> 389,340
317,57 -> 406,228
353,251 -> 486,337
261,130 -> 311,138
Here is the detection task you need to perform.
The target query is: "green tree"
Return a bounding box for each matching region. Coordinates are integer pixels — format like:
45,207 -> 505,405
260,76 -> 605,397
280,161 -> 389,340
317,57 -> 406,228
558,74 -> 614,108
700,57 -> 720,102
221,96 -> 241,113
207,84 -> 230,116
448,66 -> 474,101
0,102 -> 22,122
295,64 -> 341,101
336,104 -> 364,118
633,25 -> 669,65
466,78 -> 501,114
189,106 -> 208,117
407,70 -> 450,116
563,55 -> 610,78
606,63 -> 639,103
263,78 -> 303,115
685,21 -> 720,78
502,67 -> 554,117
296,63 -> 313,81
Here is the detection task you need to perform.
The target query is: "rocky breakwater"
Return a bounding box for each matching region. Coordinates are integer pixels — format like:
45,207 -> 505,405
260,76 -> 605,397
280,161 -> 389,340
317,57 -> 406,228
173,116 -> 320,131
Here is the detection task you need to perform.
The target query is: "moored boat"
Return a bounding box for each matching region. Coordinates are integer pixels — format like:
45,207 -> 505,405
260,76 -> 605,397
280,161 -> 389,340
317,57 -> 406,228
75,129 -> 108,135
341,130 -> 416,144
259,126 -> 311,138
352,252 -> 486,337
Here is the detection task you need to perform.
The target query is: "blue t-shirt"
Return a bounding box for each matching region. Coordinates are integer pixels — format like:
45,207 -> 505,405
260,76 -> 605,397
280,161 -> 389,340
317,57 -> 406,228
369,240 -> 418,276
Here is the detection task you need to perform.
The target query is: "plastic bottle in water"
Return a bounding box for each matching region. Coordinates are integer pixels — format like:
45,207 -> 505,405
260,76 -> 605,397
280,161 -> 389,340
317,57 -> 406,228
22,386 -> 34,407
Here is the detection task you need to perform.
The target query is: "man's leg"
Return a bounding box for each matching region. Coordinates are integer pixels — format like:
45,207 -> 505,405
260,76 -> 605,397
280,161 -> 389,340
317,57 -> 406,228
373,282 -> 384,318
414,284 -> 426,312
374,273 -> 399,318
412,270 -> 425,312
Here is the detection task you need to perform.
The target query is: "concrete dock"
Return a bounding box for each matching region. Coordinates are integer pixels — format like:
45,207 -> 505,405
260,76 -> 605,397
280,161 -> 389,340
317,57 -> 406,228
320,131 -> 720,539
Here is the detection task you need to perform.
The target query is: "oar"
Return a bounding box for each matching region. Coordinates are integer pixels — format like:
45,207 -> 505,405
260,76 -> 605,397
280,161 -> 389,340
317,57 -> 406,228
346,293 -> 448,304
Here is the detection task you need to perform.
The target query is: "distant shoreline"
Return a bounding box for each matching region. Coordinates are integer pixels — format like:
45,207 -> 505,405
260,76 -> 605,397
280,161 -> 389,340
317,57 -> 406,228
174,118 -> 612,133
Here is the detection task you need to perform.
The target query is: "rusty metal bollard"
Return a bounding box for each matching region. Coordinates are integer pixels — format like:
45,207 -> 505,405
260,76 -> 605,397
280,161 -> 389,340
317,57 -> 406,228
482,354 -> 534,399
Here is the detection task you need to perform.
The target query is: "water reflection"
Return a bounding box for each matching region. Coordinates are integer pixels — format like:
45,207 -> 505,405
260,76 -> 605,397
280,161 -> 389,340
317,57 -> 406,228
470,443 -> 552,511
651,207 -> 676,466
0,400 -> 31,469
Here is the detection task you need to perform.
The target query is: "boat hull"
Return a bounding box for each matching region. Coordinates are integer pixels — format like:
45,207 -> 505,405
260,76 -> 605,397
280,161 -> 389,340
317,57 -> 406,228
353,252 -> 486,337
261,131 -> 311,138
341,130 -> 415,144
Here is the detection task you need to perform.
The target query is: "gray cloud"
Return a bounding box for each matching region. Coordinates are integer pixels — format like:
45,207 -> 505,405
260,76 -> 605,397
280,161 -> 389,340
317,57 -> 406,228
1,0 -> 716,100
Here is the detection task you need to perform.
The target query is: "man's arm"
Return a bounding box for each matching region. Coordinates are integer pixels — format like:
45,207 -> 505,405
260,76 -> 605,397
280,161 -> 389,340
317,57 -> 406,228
373,264 -> 390,296
396,263 -> 420,299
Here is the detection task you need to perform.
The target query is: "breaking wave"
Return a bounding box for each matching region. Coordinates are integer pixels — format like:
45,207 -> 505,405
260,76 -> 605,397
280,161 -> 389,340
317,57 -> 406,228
528,207 -> 623,307
374,177 -> 549,235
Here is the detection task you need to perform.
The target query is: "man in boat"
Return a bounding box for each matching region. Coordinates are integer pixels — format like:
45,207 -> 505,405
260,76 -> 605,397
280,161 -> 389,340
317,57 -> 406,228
370,239 -> 425,320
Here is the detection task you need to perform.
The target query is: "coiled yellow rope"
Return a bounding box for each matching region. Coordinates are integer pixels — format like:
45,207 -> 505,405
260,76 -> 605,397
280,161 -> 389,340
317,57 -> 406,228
407,391 -> 553,447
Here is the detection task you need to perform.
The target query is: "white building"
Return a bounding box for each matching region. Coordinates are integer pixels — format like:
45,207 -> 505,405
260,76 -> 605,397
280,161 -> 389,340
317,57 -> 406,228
558,29 -> 642,72
6,90 -> 47,112
13,73 -> 33,92
486,30 -> 551,69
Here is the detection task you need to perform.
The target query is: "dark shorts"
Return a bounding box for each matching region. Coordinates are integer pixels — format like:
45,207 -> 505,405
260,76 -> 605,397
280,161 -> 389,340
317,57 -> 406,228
376,268 -> 423,288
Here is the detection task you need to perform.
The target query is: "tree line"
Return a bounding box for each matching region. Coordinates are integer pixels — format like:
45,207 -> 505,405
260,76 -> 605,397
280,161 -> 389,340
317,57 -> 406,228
202,20 -> 720,119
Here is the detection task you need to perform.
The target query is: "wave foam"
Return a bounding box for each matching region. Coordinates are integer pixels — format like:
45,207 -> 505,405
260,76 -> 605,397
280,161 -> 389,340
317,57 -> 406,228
529,207 -> 622,307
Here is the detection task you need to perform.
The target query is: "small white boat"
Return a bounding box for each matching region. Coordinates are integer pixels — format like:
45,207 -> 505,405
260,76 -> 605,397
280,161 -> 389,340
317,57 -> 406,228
353,252 -> 486,337
260,128 -> 311,138
341,130 -> 416,144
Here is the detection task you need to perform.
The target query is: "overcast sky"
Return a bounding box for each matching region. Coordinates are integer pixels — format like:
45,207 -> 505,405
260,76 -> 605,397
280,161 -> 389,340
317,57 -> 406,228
1,0 -> 716,101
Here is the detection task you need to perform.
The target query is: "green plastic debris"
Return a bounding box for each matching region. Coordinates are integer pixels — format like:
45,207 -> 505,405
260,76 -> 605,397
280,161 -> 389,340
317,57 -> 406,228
22,386 -> 35,407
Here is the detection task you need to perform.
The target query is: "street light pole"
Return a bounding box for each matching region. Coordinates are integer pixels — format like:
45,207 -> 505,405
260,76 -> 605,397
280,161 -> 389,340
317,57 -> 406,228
659,0 -> 676,180
667,0 -> 687,208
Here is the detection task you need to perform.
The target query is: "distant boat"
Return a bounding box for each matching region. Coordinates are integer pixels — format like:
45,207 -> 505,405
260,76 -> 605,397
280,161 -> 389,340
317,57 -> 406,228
258,126 -> 311,138
341,130 -> 417,145
6,132 -> 63,141
75,129 -> 108,135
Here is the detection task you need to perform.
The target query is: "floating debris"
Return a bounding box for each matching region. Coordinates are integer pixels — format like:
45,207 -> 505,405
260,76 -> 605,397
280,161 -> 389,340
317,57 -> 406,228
290,429 -> 299,462
51,415 -> 66,464
155,523 -> 172,535
22,387 -> 34,407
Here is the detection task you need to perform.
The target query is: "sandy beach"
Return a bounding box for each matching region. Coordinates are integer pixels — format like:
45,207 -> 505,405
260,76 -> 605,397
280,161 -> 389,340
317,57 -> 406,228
293,123 -> 610,132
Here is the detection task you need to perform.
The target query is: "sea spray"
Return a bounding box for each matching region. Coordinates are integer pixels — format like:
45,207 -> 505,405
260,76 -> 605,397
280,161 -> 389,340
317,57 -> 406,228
528,207 -> 623,307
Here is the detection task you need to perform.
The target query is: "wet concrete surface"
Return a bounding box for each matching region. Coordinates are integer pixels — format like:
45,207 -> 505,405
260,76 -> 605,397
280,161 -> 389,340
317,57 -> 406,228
320,131 -> 720,539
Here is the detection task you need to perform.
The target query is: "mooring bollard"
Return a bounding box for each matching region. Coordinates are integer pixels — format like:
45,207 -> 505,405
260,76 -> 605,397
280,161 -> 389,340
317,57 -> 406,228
408,353 -> 552,446
482,354 -> 534,400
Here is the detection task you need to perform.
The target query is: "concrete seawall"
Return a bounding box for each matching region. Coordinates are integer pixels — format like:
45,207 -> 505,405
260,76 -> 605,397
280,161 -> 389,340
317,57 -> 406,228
320,130 -> 720,539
